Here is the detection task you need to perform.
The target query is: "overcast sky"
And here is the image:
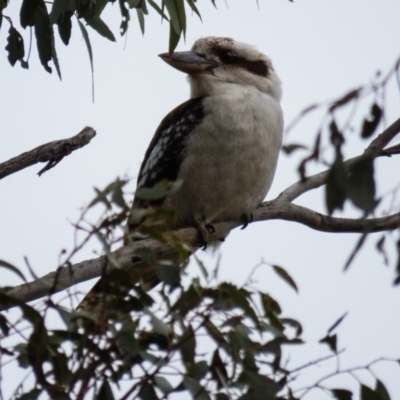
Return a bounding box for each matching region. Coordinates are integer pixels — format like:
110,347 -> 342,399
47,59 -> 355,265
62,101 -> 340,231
1,0 -> 400,398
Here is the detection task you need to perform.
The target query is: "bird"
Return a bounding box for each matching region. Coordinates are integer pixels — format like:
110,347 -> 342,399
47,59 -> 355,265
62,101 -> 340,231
78,36 -> 284,315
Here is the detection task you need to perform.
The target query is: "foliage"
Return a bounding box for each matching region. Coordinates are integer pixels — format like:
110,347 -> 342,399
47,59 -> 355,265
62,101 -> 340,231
0,166 -> 399,399
1,1 -> 400,399
0,0 -> 204,76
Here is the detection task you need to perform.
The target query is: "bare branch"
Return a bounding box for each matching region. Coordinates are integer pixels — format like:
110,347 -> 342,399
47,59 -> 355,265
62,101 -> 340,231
3,119 -> 400,308
5,199 -> 400,307
380,142 -> 400,157
260,203 -> 400,233
4,223 -> 239,307
0,127 -> 96,180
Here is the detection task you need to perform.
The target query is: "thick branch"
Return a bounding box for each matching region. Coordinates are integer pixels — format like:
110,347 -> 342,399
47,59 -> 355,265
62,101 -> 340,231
0,127 -> 96,179
262,203 -> 400,233
5,201 -> 400,307
4,224 -> 233,306
4,119 -> 400,308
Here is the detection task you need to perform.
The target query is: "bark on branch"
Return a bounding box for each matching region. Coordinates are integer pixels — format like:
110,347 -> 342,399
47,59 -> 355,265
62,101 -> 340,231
5,203 -> 400,307
0,127 -> 96,179
3,119 -> 400,308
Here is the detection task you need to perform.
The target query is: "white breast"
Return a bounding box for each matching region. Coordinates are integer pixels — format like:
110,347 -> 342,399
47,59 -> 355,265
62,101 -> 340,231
170,84 -> 283,227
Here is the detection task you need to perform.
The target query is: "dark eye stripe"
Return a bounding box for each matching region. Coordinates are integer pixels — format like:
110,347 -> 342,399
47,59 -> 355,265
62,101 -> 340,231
217,49 -> 269,77
239,59 -> 268,77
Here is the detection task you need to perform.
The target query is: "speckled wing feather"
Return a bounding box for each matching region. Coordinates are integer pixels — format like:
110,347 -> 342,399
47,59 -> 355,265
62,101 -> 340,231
133,96 -> 205,207
77,97 -> 205,314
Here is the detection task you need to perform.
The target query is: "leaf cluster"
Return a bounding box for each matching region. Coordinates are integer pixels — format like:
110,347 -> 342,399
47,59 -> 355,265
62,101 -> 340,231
1,0 -> 203,76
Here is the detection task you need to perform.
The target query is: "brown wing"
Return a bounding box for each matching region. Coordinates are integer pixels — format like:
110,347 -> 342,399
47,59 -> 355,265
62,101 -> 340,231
133,96 -> 205,207
77,97 -> 205,317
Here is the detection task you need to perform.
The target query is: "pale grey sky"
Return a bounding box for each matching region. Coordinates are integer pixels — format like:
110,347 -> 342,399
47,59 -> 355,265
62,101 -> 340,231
1,1 -> 400,398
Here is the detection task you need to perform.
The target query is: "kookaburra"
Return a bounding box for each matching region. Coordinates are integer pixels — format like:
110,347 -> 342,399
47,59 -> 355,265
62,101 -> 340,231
78,37 -> 283,313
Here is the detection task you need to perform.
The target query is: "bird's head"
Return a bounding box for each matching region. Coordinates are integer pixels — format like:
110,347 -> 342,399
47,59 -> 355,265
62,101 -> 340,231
159,36 -> 281,100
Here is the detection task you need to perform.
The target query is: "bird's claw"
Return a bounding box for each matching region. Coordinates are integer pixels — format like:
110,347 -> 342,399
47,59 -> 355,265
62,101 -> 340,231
195,217 -> 215,249
240,212 -> 254,230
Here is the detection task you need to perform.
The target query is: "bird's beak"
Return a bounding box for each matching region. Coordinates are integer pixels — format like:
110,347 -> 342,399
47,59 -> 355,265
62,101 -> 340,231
159,51 -> 219,74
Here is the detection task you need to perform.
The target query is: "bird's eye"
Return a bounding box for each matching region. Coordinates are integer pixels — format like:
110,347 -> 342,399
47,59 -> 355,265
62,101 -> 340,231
219,50 -> 236,64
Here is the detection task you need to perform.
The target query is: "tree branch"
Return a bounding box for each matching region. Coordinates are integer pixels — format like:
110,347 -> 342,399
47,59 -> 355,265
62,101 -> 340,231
3,119 -> 400,309
0,127 -> 96,180
278,117 -> 400,202
5,200 -> 400,307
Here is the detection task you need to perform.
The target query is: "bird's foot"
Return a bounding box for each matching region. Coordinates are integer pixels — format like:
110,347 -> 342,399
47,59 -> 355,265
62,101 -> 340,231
194,217 -> 215,249
240,212 -> 254,230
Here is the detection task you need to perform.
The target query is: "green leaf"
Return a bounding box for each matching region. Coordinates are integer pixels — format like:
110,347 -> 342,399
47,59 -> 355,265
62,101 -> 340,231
204,320 -> 227,346
148,0 -> 169,20
33,6 -> 53,73
210,349 -> 228,389
20,0 -> 40,28
86,16 -> 116,41
116,331 -> 139,357
329,120 -> 345,147
50,27 -> 62,80
163,0 -> 180,34
347,158 -> 376,213
361,104 -> 382,139
237,371 -> 279,399
282,143 -> 308,155
172,284 -> 202,316
375,380 -> 390,400
156,262 -> 181,288
49,0 -> 76,24
193,360 -> 209,379
376,235 -> 389,266
154,376 -> 173,395
127,0 -> 141,7
56,11 -> 73,45
0,0 -> 7,14
319,333 -> 337,352
260,293 -> 281,315
146,309 -> 171,336
110,178 -> 127,208
331,389 -> 353,400
243,351 -> 258,372
361,384 -> 383,400
0,314 -> 9,336
51,305 -> 72,329
185,0 -> 202,20
96,380 -> 115,400
168,20 -> 181,53
179,325 -> 196,371
175,0 -> 186,37
326,152 -> 347,215
229,288 -> 259,326
51,352 -> 72,386
5,27 -> 25,67
215,394 -> 229,400
327,312 -> 348,334
138,382 -> 159,400
136,8 -> 145,34
77,0 -> 95,19
183,376 -> 211,400
272,265 -> 298,293
135,181 -> 171,200
16,388 -> 43,400
281,318 -> 303,336
329,88 -> 360,112
343,233 -> 367,271
77,18 -> 94,75
0,259 -> 26,282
